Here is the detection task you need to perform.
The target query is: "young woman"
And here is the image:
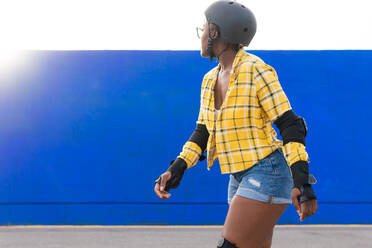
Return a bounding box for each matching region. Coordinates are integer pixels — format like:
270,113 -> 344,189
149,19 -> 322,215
154,1 -> 318,247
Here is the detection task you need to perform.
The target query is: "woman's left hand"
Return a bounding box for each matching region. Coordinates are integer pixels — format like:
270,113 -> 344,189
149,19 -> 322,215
291,188 -> 318,221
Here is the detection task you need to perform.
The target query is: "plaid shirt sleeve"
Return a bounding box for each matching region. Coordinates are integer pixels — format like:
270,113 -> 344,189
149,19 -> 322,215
177,140 -> 203,169
254,63 -> 310,167
195,100 -> 206,125
176,76 -> 207,169
176,106 -> 205,169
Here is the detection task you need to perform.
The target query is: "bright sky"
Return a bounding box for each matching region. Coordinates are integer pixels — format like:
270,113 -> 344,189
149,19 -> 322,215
0,0 -> 371,50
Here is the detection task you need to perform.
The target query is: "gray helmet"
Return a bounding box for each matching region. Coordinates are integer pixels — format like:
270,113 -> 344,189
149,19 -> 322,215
204,0 -> 257,59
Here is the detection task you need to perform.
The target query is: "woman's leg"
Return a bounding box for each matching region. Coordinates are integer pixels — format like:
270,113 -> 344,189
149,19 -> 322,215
221,195 -> 288,248
261,227 -> 273,248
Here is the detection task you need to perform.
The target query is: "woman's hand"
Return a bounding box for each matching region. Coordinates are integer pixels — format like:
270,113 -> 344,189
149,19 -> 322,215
292,187 -> 318,221
154,171 -> 172,199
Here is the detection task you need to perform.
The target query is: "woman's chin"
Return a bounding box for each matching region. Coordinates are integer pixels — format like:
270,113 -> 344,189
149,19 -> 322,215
200,50 -> 208,58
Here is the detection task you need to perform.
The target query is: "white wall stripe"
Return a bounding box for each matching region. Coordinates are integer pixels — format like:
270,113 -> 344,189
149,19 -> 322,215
0,0 -> 371,50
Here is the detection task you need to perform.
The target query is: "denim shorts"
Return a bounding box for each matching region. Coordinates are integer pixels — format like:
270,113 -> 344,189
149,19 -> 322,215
227,148 -> 294,205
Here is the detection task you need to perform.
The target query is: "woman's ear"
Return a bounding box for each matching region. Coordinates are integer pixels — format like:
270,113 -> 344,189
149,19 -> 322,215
210,30 -> 218,39
208,24 -> 219,40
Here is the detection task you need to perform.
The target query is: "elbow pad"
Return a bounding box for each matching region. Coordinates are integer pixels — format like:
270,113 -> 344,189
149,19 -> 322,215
189,123 -> 209,161
274,110 -> 308,146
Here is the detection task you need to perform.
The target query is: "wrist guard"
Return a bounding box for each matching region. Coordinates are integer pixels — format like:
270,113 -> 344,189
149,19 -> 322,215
154,158 -> 187,192
290,160 -> 311,190
291,160 -> 317,203
298,183 -> 317,203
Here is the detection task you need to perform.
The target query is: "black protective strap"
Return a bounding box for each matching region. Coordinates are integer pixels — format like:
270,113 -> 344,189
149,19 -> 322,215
274,110 -> 307,146
290,160 -> 310,190
166,158 -> 187,190
154,158 -> 188,192
298,184 -> 317,203
217,237 -> 238,248
189,123 -> 209,161
291,161 -> 318,203
274,109 -> 297,129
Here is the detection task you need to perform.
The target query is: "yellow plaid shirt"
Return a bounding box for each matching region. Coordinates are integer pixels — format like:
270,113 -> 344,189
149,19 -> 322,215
177,48 -> 310,174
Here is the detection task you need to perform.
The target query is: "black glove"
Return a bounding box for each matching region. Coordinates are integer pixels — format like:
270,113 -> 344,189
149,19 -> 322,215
154,158 -> 188,192
291,161 -> 317,203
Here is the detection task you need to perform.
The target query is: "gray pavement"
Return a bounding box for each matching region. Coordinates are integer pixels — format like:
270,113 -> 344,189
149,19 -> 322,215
0,225 -> 371,248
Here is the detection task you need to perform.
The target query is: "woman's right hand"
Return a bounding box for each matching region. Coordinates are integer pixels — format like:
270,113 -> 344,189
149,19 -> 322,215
154,171 -> 172,199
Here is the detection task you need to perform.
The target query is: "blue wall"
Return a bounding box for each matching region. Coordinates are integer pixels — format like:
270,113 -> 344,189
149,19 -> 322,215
0,50 -> 371,225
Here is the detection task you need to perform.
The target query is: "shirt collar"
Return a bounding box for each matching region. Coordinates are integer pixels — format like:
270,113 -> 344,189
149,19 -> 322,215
215,48 -> 247,75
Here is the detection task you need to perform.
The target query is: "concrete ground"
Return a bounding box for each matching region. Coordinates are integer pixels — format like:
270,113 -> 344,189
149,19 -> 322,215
0,225 -> 371,248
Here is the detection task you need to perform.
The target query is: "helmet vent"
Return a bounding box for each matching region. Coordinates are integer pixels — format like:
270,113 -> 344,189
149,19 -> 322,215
243,28 -> 248,32
241,5 -> 246,8
229,1 -> 234,4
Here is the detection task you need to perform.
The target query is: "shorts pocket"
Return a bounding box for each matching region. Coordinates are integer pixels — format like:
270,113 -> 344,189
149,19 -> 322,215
266,150 -> 284,175
256,157 -> 277,178
269,150 -> 293,178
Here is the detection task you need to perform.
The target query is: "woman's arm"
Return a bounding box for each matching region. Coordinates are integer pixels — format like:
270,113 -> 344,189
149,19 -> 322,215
254,63 -> 308,167
154,74 -> 210,194
154,109 -> 209,192
175,85 -> 210,170
254,63 -> 316,201
175,123 -> 209,169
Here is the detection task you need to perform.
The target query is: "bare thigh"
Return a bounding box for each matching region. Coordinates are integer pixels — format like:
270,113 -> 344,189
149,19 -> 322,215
261,227 -> 274,248
222,195 -> 289,248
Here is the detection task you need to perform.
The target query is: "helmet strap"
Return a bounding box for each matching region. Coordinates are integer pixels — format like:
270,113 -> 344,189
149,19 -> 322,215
216,44 -> 231,62
206,24 -> 231,62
